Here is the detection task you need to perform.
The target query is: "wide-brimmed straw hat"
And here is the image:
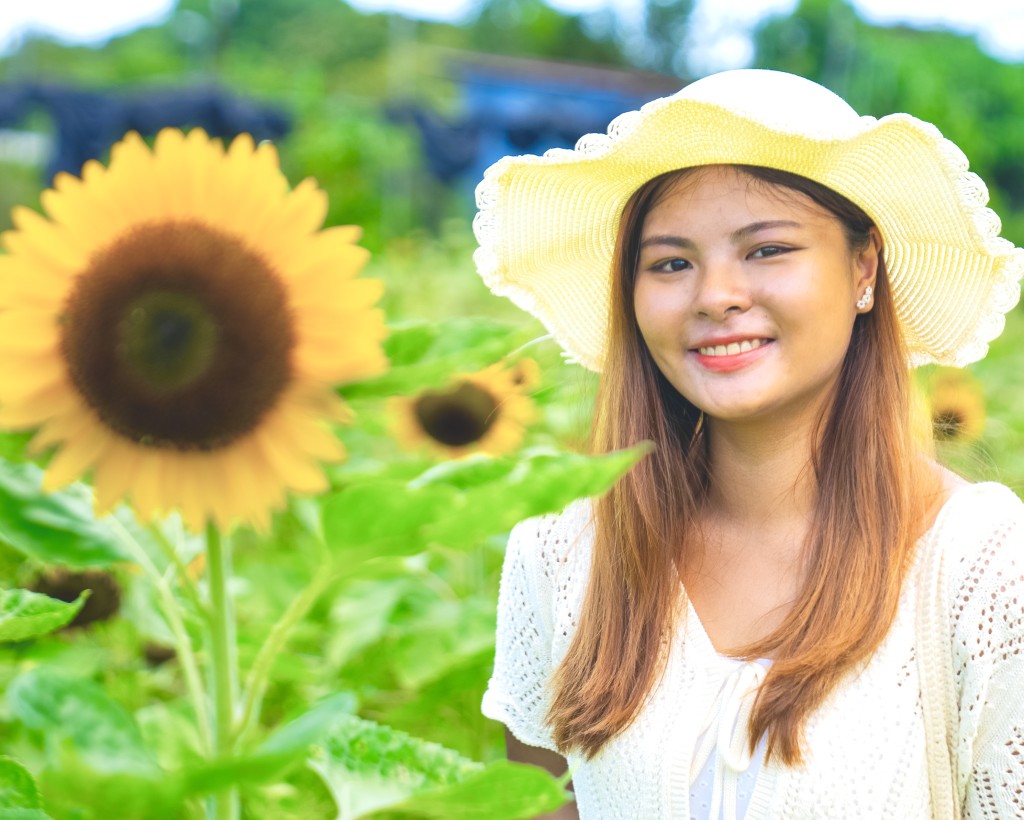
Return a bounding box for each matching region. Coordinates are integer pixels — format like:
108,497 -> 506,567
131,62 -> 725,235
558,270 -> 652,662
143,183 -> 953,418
473,68 -> 1023,371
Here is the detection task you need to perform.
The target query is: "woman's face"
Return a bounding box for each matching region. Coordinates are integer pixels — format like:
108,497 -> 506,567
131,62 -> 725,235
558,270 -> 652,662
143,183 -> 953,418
633,166 -> 878,427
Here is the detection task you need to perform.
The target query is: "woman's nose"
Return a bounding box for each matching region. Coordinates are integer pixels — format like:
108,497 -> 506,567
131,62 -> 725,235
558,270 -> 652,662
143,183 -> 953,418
691,257 -> 752,320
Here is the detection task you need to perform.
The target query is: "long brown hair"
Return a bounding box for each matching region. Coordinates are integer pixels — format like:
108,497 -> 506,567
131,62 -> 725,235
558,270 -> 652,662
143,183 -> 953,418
547,164 -> 938,764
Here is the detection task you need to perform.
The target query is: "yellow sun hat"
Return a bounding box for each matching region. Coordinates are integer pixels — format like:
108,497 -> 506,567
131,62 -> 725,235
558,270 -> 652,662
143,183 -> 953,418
473,68 -> 1024,372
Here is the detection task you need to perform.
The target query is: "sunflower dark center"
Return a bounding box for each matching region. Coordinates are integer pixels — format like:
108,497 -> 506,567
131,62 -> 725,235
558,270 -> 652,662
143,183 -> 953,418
413,382 -> 499,447
933,410 -> 964,441
60,221 -> 294,450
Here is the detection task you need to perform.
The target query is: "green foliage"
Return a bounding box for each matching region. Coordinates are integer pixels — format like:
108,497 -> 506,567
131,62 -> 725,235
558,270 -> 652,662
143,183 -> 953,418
8,667 -> 159,776
323,446 -> 646,563
0,757 -> 47,817
0,589 -> 88,643
309,715 -> 568,819
0,461 -> 129,567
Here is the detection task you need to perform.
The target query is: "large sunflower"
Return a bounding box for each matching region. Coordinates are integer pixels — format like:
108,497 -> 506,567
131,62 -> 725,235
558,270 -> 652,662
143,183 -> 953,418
0,128 -> 388,531
390,359 -> 539,458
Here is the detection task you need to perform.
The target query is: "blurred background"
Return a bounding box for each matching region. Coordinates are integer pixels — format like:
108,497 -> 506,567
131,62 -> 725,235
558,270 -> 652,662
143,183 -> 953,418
1,4 -> 1022,814
5,0 -> 1019,467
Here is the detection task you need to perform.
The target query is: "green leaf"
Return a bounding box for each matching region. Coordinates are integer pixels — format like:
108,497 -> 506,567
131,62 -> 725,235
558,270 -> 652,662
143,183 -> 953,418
323,446 -> 645,563
0,588 -> 89,643
259,692 -> 359,756
0,757 -> 43,811
342,318 -> 528,399
308,716 -> 483,819
322,481 -> 459,563
7,667 -> 158,776
423,446 -> 648,549
36,755 -> 181,820
389,598 -> 495,689
371,760 -> 570,820
183,693 -> 358,796
0,460 -> 129,567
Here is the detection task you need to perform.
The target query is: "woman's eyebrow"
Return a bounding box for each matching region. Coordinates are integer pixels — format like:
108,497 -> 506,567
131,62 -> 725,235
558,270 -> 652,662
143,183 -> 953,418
639,220 -> 804,251
731,219 -> 802,241
639,234 -> 695,250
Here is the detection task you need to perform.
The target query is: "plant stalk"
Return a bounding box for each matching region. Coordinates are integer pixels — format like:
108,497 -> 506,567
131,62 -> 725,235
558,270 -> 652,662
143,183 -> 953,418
206,524 -> 239,820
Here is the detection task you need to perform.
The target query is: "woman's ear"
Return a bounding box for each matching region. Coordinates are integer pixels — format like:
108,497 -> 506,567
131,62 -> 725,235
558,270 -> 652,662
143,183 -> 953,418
853,227 -> 882,304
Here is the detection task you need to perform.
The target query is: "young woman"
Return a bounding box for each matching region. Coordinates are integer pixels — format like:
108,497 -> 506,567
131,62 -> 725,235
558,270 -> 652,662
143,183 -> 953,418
474,70 -> 1023,819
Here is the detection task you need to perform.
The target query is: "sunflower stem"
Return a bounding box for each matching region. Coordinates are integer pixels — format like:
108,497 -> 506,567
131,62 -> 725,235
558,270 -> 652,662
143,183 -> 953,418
148,519 -> 205,614
106,514 -> 213,755
234,563 -> 334,749
205,524 -> 239,820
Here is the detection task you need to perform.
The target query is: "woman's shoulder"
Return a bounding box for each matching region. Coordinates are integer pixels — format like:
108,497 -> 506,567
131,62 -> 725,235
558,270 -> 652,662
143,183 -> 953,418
506,497 -> 597,576
925,480 -> 1024,631
929,479 -> 1024,559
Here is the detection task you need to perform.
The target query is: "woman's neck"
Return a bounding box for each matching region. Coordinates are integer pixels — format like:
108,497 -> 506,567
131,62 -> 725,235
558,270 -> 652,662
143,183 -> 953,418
702,417 -> 819,531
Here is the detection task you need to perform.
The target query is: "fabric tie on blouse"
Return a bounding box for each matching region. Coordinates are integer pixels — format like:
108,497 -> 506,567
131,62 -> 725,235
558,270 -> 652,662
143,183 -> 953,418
690,659 -> 768,820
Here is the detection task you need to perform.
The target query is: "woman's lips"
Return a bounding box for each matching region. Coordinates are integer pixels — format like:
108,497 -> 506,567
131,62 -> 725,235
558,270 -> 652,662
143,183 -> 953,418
690,338 -> 774,372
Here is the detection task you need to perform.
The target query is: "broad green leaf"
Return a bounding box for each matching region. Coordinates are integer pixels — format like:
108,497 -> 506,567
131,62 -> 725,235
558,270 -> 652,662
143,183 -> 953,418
322,481 -> 459,563
342,318 -> 529,399
0,460 -> 129,567
389,598 -> 495,689
0,757 -> 43,811
323,447 -> 645,562
36,754 -> 182,820
183,693 -> 358,796
370,760 -> 570,820
308,716 -> 482,820
0,589 -> 88,643
328,578 -> 415,668
259,692 -> 358,756
423,446 -> 648,549
7,667 -> 158,776
408,455 -> 518,491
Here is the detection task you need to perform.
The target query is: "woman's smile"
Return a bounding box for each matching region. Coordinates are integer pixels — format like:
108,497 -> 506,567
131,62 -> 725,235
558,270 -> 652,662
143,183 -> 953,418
691,337 -> 775,373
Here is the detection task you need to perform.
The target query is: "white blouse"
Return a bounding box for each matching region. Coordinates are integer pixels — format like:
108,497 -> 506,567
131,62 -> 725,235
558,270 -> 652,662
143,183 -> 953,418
482,482 -> 1024,818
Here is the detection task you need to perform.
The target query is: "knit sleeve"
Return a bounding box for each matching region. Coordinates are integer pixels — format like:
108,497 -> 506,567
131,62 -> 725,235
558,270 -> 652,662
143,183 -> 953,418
481,500 -> 592,753
947,484 -> 1024,818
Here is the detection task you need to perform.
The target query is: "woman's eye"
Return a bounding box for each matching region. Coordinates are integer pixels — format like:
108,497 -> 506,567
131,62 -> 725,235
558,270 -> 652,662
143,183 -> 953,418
652,258 -> 690,272
750,245 -> 791,259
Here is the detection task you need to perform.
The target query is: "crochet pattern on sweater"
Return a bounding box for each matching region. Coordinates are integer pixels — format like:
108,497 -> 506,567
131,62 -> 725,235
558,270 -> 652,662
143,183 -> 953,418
482,482 -> 1024,819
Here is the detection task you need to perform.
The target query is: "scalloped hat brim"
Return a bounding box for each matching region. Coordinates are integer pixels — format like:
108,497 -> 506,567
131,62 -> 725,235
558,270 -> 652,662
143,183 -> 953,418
473,79 -> 1023,372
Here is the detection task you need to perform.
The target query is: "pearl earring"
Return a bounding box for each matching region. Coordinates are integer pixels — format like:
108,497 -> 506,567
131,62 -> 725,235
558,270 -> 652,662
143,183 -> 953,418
856,286 -> 873,310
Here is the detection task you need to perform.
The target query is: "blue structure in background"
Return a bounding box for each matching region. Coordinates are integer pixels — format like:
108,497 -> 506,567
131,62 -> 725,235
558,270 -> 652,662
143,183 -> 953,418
389,53 -> 682,200
0,83 -> 290,182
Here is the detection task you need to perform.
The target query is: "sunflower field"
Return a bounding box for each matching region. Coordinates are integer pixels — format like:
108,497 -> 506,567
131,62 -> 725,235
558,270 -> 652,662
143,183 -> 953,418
2,2 -> 1024,818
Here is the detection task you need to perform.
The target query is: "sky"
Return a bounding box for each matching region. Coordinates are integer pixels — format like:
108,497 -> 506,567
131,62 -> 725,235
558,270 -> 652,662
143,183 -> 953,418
2,0 -> 1024,66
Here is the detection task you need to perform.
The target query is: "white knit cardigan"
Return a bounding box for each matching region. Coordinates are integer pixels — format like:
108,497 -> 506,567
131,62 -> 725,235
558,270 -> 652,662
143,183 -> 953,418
482,482 -> 1024,818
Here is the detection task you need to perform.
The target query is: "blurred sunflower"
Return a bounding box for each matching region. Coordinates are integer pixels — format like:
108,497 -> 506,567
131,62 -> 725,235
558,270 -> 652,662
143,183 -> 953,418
390,359 -> 540,458
925,367 -> 986,443
0,128 -> 388,531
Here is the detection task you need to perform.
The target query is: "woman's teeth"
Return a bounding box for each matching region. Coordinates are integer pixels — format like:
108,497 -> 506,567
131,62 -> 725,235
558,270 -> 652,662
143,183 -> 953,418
698,339 -> 767,357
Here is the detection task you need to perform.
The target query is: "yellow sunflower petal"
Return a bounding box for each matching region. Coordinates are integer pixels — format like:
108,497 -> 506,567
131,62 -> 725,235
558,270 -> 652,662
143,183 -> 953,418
0,379 -> 81,429
255,423 -> 329,496
5,208 -> 86,274
289,275 -> 384,311
28,407 -> 97,454
175,453 -> 212,533
93,440 -> 142,515
0,310 -> 61,352
42,427 -> 112,491
286,229 -> 370,281
0,350 -> 66,403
